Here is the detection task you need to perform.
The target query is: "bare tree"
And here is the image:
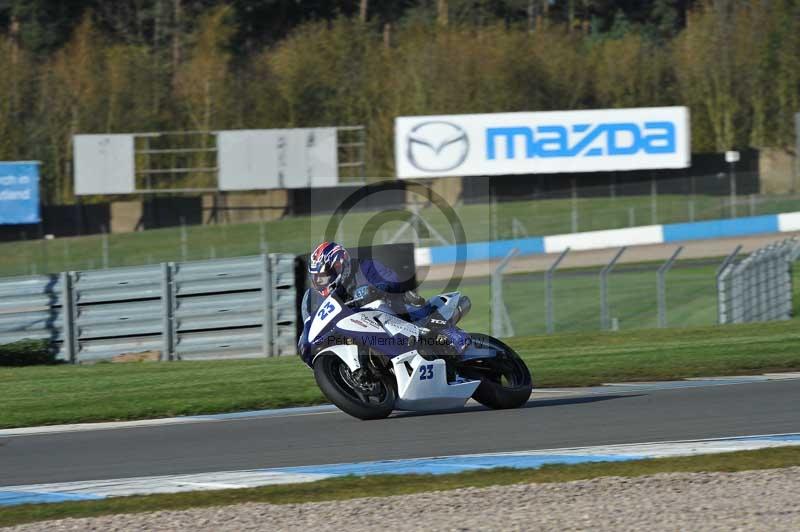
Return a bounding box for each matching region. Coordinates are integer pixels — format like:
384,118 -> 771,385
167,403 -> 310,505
568,0 -> 575,32
359,0 -> 368,23
527,0 -> 536,32
172,0 -> 182,85
383,22 -> 392,47
437,0 -> 448,27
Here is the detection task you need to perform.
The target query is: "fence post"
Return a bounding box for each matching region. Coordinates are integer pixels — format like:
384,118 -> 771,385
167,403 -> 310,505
545,247 -> 570,334
336,219 -> 345,245
657,246 -> 683,328
600,247 -> 626,330
716,245 -> 742,324
570,178 -> 578,233
777,243 -> 787,320
180,217 -> 188,261
63,239 -> 71,270
101,225 -> 109,269
491,248 -> 519,338
752,249 -> 765,320
160,262 -> 175,361
776,243 -> 789,320
784,239 -> 800,318
259,220 -> 268,254
60,271 -> 77,363
766,247 -> 777,320
743,255 -> 755,322
262,253 -> 274,357
491,190 -> 499,241
650,174 -> 657,224
41,236 -> 49,274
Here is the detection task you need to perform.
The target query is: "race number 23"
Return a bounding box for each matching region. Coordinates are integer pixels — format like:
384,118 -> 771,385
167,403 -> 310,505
317,302 -> 336,320
418,364 -> 434,381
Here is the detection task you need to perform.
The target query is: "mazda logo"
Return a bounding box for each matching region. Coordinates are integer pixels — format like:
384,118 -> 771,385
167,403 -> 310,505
406,121 -> 469,172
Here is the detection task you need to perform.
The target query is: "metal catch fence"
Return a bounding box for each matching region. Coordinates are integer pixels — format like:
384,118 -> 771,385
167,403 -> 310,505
0,254 -> 297,363
488,241 -> 796,338
717,239 -> 800,324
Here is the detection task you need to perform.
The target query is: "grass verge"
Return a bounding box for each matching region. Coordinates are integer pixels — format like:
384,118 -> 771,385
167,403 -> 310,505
2,446 -> 799,528
2,320 -> 799,429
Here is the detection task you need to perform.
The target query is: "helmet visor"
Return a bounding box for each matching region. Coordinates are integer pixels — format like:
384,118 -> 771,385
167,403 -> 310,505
311,271 -> 333,294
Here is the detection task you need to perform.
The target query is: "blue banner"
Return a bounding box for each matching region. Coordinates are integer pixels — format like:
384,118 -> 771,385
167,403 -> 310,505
0,162 -> 41,225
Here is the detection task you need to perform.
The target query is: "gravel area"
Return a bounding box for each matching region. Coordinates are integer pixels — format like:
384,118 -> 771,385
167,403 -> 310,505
8,467 -> 800,531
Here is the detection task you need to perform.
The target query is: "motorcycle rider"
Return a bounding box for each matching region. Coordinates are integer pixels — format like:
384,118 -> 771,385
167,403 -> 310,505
302,241 -> 470,354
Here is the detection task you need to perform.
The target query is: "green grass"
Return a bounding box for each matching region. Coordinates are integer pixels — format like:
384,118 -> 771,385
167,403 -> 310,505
4,192 -> 800,277
2,320 -> 800,429
2,446 -> 799,528
509,321 -> 800,386
0,355 -> 322,429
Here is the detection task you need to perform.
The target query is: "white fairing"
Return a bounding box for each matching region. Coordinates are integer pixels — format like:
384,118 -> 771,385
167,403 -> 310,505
336,312 -> 385,334
392,351 -> 480,411
313,344 -> 360,372
379,314 -> 419,339
309,296 -> 342,341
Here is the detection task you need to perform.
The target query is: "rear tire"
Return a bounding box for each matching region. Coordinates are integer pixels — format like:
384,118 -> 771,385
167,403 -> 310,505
462,334 -> 532,409
313,353 -> 395,420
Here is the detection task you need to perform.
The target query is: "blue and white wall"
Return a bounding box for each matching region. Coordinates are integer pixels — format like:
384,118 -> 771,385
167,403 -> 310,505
415,211 -> 800,266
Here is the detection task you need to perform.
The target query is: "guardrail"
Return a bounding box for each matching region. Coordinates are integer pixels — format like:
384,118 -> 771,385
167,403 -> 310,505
0,254 -> 297,362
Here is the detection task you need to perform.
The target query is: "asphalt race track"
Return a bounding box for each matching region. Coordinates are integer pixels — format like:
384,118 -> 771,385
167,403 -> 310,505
1,379 -> 799,487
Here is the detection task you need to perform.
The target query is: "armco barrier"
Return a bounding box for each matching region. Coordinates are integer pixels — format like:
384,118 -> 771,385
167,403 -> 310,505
416,211 -> 800,266
0,254 -> 297,362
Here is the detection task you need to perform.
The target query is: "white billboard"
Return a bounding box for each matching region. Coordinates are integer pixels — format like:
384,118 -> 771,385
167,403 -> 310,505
395,106 -> 690,179
74,134 -> 136,195
218,128 -> 338,191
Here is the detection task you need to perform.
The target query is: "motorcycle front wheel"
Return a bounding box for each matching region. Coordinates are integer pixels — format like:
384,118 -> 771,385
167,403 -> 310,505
458,333 -> 532,409
313,353 -> 396,420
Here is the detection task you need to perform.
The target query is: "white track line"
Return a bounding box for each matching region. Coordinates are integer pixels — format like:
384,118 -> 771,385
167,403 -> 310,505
2,432 -> 798,505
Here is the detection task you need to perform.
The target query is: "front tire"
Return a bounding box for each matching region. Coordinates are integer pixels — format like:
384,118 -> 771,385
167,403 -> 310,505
313,353 -> 395,420
460,333 -> 532,409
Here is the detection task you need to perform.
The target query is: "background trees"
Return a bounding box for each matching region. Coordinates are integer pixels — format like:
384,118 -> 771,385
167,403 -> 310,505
0,0 -> 797,202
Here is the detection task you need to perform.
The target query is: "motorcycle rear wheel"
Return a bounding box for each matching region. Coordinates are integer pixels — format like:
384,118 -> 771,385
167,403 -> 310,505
313,353 -> 396,420
460,333 -> 532,409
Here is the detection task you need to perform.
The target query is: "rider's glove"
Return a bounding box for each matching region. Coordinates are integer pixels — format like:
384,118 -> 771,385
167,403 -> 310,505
438,327 -> 471,355
404,289 -> 426,307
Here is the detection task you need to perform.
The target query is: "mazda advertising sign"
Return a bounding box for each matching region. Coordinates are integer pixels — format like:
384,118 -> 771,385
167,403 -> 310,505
395,106 -> 690,178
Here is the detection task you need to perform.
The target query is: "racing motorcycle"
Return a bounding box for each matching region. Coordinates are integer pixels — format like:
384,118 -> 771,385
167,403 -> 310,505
298,291 -> 532,420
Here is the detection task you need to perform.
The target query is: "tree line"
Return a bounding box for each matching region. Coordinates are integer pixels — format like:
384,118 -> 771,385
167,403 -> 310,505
0,0 -> 797,204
